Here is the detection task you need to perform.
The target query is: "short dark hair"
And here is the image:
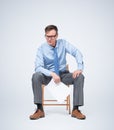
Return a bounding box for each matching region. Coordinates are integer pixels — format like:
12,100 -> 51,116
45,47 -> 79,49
45,25 -> 58,34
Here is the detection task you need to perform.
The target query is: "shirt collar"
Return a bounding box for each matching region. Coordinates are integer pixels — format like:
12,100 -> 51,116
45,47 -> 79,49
46,40 -> 59,49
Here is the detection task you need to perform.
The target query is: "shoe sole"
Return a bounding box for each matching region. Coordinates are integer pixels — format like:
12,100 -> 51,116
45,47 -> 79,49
71,115 -> 86,120
30,115 -> 45,120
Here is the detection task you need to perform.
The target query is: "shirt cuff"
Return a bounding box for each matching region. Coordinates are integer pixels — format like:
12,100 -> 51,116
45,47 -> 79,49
77,63 -> 84,71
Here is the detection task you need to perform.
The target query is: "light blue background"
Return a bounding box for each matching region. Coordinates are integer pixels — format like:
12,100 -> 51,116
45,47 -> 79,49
0,0 -> 114,130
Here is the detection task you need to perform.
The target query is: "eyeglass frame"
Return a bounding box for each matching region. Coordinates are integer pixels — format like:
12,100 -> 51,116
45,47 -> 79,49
45,34 -> 57,39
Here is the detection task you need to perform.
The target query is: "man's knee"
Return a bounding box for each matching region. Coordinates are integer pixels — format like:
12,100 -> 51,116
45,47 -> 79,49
73,74 -> 84,88
32,72 -> 43,82
78,74 -> 84,80
75,74 -> 85,82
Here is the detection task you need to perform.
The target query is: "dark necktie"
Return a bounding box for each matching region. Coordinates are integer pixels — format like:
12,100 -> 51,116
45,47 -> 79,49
54,48 -> 59,75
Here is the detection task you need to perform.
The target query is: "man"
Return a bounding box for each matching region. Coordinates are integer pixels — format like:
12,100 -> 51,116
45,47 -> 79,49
30,25 -> 86,120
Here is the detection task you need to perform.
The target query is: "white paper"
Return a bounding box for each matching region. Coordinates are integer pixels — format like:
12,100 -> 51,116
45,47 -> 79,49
46,79 -> 71,103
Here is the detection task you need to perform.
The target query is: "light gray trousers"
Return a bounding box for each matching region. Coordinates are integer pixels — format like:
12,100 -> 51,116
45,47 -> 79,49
32,71 -> 84,107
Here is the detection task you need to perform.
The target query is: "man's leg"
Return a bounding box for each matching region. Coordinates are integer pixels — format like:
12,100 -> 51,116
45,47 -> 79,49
30,72 -> 51,120
32,72 -> 51,104
60,72 -> 86,119
73,74 -> 84,107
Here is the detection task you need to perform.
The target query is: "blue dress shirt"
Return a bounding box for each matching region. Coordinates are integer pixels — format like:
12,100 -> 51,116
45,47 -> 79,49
35,39 -> 84,76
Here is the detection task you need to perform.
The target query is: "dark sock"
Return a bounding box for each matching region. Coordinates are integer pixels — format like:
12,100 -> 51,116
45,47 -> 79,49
73,106 -> 79,111
36,103 -> 43,111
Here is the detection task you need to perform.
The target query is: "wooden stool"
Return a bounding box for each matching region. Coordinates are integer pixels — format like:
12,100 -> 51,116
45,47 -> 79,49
42,65 -> 71,114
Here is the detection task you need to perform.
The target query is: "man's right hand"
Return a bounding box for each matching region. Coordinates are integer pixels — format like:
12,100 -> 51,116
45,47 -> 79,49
51,72 -> 61,84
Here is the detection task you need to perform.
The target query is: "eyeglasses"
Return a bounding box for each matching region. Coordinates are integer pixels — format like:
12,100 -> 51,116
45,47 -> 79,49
45,34 -> 57,39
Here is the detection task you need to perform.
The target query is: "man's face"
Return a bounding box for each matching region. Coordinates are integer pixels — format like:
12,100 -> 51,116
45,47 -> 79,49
45,29 -> 58,47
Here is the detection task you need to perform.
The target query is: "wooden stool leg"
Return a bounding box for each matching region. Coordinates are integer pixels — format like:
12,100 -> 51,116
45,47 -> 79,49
42,85 -> 44,106
68,95 -> 71,114
66,96 -> 69,110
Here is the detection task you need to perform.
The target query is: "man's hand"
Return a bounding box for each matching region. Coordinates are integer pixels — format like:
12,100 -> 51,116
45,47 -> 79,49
72,70 -> 82,79
51,72 -> 61,83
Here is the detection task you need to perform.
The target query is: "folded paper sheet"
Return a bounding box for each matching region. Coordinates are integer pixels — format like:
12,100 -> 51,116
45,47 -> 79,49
46,79 -> 71,103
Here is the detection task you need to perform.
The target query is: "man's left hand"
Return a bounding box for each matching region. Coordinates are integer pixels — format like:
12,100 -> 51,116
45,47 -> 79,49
72,70 -> 82,79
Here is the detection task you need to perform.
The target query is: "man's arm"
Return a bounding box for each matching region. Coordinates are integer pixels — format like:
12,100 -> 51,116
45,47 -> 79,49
64,40 -> 84,71
35,47 -> 52,76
